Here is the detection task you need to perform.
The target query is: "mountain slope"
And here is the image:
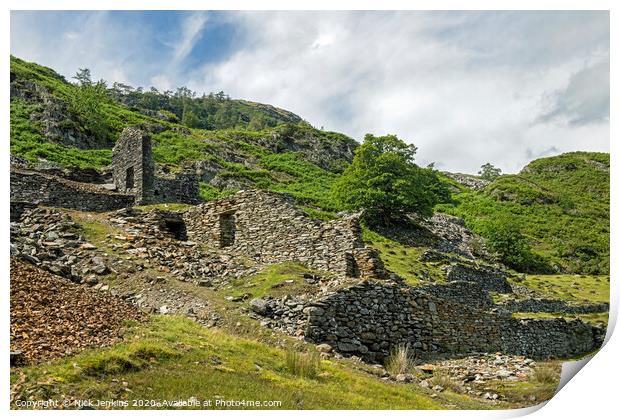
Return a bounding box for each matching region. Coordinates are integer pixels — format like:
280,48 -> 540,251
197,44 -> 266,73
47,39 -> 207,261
438,152 -> 610,274
10,56 -> 610,274
10,55 -> 357,209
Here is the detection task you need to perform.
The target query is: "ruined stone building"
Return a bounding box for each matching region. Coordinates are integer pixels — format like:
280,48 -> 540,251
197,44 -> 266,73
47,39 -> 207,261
112,127 -> 199,205
10,126 -> 200,213
8,126 -> 606,364
184,189 -> 386,278
112,127 -> 155,204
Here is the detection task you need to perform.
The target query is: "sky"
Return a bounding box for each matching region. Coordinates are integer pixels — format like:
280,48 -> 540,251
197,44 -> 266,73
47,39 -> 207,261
10,10 -> 610,173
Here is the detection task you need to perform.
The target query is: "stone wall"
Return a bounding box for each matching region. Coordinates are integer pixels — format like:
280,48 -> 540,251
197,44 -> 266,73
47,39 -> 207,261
445,263 -> 513,293
10,201 -> 37,222
299,280 -> 604,363
500,298 -> 609,314
154,172 -> 200,204
420,281 -> 494,309
112,127 -> 154,205
184,190 -> 386,278
10,168 -> 134,212
258,279 -> 603,363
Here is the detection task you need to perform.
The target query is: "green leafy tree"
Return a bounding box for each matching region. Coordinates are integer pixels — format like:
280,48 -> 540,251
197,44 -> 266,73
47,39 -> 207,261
332,134 -> 450,226
478,162 -> 502,180
68,69 -> 112,143
72,68 -> 93,86
483,218 -> 552,273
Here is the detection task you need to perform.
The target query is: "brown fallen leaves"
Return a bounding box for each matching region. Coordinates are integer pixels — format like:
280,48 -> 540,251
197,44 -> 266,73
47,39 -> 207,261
10,258 -> 147,364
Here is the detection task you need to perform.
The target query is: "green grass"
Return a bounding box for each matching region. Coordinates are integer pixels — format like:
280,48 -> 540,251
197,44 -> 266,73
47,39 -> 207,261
361,228 -> 445,285
300,206 -> 338,221
513,274 -> 610,304
11,316 -> 490,410
285,350 -> 321,379
151,130 -> 216,166
483,362 -> 560,406
10,98 -> 112,169
227,262 -> 320,299
438,152 -> 610,275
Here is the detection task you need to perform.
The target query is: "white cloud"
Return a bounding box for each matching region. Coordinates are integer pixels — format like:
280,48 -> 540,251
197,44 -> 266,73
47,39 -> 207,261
187,11 -> 609,173
10,11 -> 610,174
172,12 -> 208,65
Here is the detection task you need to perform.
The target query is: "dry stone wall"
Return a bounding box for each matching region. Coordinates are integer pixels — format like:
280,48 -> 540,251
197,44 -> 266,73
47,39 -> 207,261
446,263 -> 513,293
500,298 -> 609,314
184,190 -> 386,278
299,280 -> 604,363
154,172 -> 200,204
10,168 -> 134,212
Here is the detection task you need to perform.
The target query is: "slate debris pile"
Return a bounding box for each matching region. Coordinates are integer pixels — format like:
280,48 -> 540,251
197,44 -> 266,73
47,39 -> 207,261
10,207 -> 119,284
10,259 -> 146,364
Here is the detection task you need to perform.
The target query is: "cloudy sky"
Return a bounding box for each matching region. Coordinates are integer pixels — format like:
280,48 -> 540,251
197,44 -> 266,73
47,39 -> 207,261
10,10 -> 609,173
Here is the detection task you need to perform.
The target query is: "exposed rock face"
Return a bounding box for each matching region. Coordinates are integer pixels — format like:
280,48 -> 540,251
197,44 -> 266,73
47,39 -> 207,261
10,79 -> 110,149
184,189 -> 386,278
10,167 -> 134,212
443,172 -> 490,191
420,213 -> 489,259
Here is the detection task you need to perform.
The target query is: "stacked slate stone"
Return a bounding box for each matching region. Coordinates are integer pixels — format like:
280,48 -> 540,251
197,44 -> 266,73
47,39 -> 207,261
10,168 -> 134,212
253,278 -> 604,364
184,189 -> 385,279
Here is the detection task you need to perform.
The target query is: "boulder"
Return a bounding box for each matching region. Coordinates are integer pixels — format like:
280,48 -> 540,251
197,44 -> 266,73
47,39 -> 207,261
250,298 -> 270,316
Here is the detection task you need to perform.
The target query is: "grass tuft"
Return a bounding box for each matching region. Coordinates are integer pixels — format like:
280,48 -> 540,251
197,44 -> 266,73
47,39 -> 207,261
385,344 -> 417,376
285,350 -> 321,379
532,365 -> 559,385
431,372 -> 463,393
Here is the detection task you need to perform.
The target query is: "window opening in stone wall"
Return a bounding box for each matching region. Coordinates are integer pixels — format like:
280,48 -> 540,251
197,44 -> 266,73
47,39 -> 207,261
162,218 -> 187,241
345,251 -> 360,278
125,166 -> 135,189
219,212 -> 236,247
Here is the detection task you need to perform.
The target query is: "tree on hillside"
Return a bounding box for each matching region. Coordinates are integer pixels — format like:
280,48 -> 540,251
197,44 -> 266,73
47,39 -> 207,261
478,162 -> 502,180
72,68 -> 93,86
69,68 -> 112,143
332,134 -> 451,226
483,218 -> 552,273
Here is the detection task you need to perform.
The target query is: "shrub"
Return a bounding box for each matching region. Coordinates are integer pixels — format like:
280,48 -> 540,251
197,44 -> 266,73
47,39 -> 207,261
482,218 -> 553,274
533,365 -> 559,384
385,344 -> 416,376
285,349 -> 321,379
431,372 -> 463,393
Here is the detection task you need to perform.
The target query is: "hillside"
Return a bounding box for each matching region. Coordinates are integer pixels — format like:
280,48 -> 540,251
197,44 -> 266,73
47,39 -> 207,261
10,56 -> 610,275
9,56 -> 611,410
10,55 -> 356,209
438,152 -> 610,274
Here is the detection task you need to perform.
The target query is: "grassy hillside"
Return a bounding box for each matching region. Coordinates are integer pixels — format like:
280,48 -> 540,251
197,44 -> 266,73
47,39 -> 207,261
9,56 -> 356,209
9,315 -> 514,410
438,152 -> 610,274
10,56 -> 610,274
